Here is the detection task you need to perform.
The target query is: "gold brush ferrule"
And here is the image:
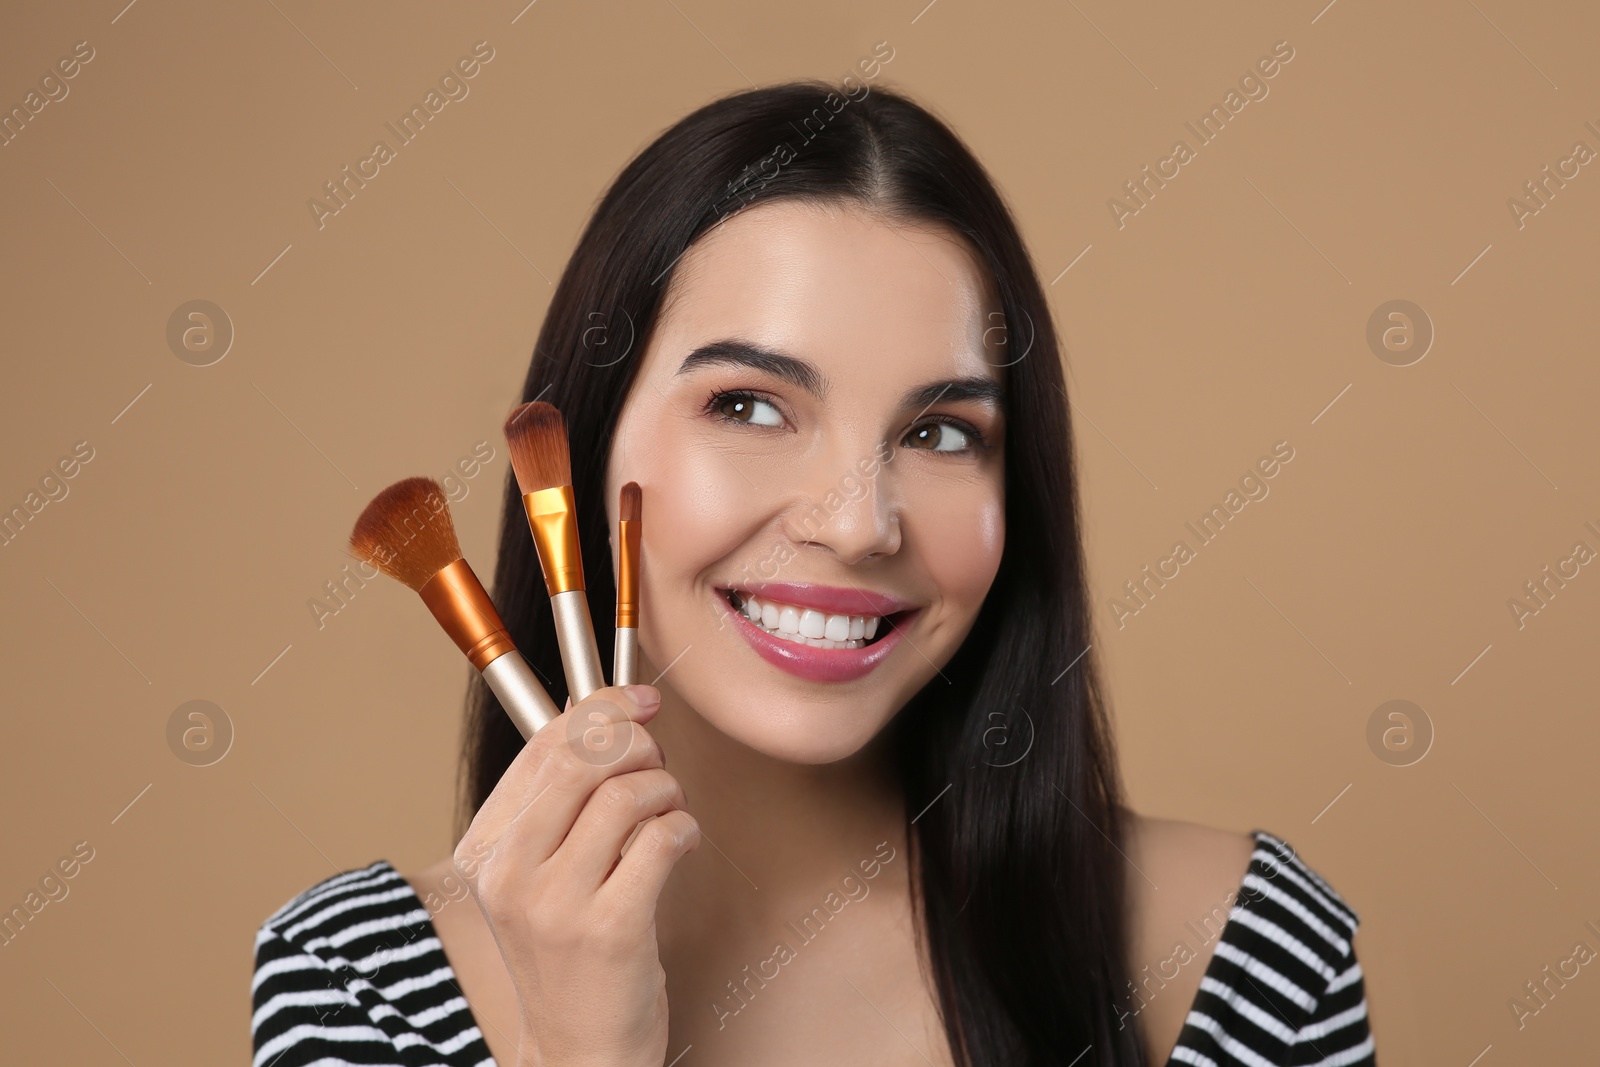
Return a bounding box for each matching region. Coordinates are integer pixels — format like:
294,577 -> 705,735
522,485 -> 586,596
417,559 -> 517,671
616,517 -> 640,628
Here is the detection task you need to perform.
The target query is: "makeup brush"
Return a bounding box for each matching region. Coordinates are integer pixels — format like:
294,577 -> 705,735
350,477 -> 560,740
503,401 -> 607,703
614,482 -> 642,687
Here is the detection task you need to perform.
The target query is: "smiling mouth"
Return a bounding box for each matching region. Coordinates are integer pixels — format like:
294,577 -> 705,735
718,588 -> 906,651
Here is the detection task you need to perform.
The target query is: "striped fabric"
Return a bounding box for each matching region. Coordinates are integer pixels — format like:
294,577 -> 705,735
251,829 -> 1374,1066
251,862 -> 493,1067
1166,830 -> 1376,1066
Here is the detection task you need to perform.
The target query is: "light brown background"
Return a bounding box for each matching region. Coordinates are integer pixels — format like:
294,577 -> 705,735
2,0 -> 1596,1061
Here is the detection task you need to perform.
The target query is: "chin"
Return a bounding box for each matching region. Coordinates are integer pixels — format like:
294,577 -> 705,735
691,693 -> 895,765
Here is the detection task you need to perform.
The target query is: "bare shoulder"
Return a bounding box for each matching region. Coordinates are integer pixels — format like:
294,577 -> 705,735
1124,812 -> 1256,899
404,855 -> 459,896
401,855 -> 483,951
1120,812 -> 1256,1063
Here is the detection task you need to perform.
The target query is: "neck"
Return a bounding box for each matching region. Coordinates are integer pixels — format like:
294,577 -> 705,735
643,673 -> 910,946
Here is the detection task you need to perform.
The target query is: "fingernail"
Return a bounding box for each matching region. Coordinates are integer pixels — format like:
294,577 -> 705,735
624,684 -> 660,709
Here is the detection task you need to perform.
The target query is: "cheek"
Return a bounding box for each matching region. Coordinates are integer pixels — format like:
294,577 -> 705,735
909,483 -> 1004,609
619,420 -> 774,616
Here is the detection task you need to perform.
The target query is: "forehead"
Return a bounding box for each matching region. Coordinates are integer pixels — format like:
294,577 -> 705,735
644,199 -> 1004,388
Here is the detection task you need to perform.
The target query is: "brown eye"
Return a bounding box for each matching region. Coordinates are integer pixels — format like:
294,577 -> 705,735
904,421 -> 974,452
712,391 -> 783,427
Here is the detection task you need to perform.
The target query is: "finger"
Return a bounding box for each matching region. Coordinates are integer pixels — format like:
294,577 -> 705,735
483,705 -> 667,869
555,768 -> 686,890
599,808 -> 701,911
466,686 -> 660,845
464,756 -> 674,917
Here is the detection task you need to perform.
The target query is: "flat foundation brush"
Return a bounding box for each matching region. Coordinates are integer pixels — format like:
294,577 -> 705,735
350,476 -> 560,740
503,401 -> 606,703
614,481 -> 642,687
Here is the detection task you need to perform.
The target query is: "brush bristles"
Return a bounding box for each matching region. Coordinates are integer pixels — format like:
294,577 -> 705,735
503,401 -> 572,495
350,477 -> 463,591
621,482 -> 641,522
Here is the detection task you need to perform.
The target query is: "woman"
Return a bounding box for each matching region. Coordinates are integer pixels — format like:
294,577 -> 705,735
252,81 -> 1375,1066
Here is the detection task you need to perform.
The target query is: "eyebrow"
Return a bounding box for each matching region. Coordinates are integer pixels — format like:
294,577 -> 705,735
675,338 -> 1004,410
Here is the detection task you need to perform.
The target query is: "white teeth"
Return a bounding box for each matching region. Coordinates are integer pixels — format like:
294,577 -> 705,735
726,589 -> 890,651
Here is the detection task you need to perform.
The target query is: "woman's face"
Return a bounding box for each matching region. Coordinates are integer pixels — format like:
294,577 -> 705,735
606,199 -> 1007,764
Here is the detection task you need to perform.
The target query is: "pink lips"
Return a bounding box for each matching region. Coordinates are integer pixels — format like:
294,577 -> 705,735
717,592 -> 913,683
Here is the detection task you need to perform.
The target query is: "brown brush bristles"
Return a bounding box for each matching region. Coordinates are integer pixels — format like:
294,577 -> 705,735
620,482 -> 641,523
503,401 -> 571,494
349,476 -> 463,591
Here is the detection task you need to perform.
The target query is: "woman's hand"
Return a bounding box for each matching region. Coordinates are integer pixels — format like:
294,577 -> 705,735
453,683 -> 699,1067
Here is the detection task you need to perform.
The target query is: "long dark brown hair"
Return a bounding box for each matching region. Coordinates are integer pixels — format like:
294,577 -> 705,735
460,79 -> 1144,1065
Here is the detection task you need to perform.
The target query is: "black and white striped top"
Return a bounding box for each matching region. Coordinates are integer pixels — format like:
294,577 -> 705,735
251,829 -> 1374,1066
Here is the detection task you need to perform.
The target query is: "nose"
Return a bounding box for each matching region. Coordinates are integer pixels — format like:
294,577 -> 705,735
782,438 -> 901,564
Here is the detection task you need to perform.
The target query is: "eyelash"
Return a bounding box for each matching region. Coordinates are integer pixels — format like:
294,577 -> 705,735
701,387 -> 993,454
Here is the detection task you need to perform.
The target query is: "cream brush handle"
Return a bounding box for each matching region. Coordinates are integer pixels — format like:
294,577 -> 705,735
550,588 -> 605,703
481,649 -> 561,739
613,626 -> 638,688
